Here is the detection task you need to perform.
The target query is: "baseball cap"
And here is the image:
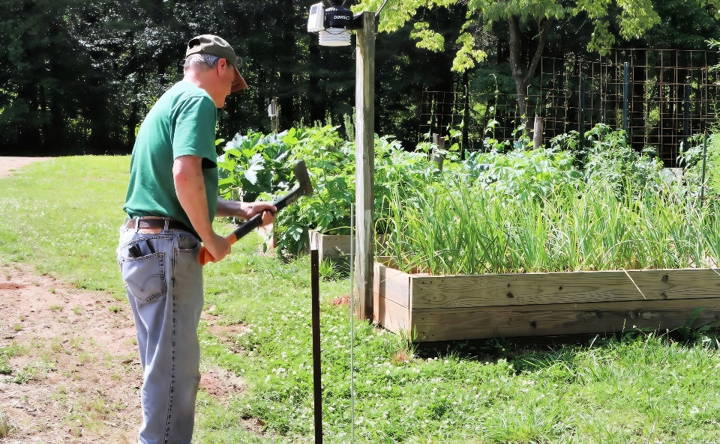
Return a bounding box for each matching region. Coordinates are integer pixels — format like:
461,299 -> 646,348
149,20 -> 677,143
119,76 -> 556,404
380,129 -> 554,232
185,34 -> 249,92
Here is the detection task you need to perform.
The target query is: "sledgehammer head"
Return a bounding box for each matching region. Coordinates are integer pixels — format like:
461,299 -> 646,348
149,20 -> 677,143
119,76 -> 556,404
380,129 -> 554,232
294,160 -> 314,197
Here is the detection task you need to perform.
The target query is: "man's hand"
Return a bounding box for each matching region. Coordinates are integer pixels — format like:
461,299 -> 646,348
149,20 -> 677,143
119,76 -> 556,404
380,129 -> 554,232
243,202 -> 277,226
216,199 -> 277,226
203,232 -> 231,263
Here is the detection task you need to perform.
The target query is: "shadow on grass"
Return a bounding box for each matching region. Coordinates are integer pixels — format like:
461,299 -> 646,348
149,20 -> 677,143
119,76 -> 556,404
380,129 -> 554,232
410,324 -> 720,373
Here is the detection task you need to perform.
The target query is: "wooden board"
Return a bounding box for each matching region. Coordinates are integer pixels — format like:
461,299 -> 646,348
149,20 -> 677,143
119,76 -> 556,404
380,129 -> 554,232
374,262 -> 411,308
412,298 -> 720,342
309,231 -> 350,262
411,269 -> 720,309
375,297 -> 410,335
353,11 -> 376,320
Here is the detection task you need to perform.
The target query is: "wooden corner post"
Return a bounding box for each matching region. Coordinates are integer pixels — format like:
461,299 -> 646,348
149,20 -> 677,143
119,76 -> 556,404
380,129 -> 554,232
354,11 -> 376,320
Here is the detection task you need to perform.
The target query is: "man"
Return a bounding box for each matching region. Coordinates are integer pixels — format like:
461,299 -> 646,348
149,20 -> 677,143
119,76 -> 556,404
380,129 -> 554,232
117,34 -> 275,443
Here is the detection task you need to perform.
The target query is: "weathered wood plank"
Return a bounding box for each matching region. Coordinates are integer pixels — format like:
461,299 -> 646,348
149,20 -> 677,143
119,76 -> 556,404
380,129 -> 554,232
412,298 -> 720,342
353,11 -> 376,320
374,262 -> 411,310
375,296 -> 411,334
309,231 -> 350,262
533,116 -> 543,148
412,269 -> 720,309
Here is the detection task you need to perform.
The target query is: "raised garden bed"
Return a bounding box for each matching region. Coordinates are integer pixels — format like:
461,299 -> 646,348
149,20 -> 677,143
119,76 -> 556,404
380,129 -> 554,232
309,230 -> 351,263
373,261 -> 720,342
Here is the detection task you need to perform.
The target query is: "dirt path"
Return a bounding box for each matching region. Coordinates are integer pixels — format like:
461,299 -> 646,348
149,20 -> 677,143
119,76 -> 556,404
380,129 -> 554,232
0,158 -> 51,179
0,263 -> 140,443
0,158 -> 259,442
0,264 -> 250,443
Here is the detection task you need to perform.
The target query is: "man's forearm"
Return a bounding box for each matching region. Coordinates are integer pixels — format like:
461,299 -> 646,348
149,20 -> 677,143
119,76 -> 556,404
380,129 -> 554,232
173,156 -> 214,240
215,198 -> 247,218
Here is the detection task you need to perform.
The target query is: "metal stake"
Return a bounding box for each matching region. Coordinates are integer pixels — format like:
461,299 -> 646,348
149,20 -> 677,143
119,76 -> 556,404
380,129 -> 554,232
310,249 -> 323,443
701,132 -> 709,207
623,61 -> 630,134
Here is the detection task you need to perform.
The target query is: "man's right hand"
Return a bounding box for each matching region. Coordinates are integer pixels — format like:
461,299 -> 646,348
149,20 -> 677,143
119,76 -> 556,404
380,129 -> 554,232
174,155 -> 230,263
202,232 -> 231,263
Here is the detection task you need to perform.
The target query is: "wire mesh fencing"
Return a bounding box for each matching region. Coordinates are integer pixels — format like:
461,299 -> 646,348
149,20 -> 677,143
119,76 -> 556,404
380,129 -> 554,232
420,49 -> 720,166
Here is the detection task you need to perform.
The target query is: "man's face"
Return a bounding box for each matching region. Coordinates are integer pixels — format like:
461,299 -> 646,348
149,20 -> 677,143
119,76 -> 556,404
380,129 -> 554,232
213,59 -> 236,107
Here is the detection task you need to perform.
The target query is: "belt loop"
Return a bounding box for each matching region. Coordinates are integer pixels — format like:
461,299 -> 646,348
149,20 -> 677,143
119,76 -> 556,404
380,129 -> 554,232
163,218 -> 170,232
134,216 -> 140,233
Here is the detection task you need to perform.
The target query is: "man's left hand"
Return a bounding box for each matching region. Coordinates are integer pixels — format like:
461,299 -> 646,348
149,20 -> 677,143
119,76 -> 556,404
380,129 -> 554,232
242,202 -> 277,226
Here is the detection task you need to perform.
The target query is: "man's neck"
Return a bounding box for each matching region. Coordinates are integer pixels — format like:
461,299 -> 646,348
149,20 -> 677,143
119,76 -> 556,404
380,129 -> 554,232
183,72 -> 207,91
183,72 -> 220,107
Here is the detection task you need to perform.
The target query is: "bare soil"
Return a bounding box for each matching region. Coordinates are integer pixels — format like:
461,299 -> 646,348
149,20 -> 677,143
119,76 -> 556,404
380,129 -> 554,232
0,263 -> 140,443
0,158 -> 255,443
0,158 -> 51,179
0,264 -> 248,443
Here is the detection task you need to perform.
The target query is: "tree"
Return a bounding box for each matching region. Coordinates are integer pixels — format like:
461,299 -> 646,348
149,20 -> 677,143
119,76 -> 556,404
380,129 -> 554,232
356,0 -> 717,127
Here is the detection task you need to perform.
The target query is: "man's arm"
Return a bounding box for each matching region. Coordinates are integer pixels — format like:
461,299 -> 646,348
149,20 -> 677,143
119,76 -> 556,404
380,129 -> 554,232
173,155 -> 230,261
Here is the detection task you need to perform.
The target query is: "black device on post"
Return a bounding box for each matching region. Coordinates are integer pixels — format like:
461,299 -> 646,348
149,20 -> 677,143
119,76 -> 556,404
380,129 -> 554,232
324,0 -> 353,29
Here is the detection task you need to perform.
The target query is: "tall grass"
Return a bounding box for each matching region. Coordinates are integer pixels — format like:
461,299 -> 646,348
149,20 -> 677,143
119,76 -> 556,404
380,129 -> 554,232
380,178 -> 718,275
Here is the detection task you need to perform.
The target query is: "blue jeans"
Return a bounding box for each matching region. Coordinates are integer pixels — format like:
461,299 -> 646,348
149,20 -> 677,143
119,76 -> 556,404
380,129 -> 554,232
117,223 -> 204,444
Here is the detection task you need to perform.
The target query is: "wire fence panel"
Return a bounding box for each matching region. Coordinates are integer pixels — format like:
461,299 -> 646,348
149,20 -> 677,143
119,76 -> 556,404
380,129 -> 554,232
420,49 -> 720,166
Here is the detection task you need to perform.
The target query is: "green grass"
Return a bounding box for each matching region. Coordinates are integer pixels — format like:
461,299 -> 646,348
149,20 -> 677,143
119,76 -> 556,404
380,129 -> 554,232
2,156 -> 720,442
0,412 -> 10,439
0,344 -> 23,375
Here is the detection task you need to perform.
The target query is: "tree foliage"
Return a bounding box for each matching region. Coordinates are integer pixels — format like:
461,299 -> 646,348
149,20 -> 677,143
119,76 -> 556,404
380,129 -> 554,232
358,0 -> 720,125
2,1 -> 720,154
0,0 -> 460,155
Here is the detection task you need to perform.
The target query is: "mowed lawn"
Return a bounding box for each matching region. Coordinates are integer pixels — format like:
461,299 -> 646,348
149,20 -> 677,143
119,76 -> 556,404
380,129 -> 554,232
2,156 -> 720,442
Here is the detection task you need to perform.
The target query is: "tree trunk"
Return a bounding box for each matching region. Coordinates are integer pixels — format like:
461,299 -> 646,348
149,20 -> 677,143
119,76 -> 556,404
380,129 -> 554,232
507,16 -> 549,133
17,81 -> 41,152
308,42 -> 324,123
127,103 -> 139,150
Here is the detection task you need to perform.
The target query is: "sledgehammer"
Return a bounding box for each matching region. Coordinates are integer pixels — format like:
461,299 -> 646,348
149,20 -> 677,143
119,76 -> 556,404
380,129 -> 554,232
198,160 -> 314,265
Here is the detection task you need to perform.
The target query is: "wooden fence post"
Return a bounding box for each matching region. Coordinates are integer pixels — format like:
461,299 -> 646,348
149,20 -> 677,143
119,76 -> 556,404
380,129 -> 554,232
533,116 -> 543,148
432,133 -> 445,171
354,11 -> 376,321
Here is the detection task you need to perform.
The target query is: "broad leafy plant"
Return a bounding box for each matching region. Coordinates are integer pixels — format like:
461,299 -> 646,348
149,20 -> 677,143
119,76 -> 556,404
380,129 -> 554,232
580,124 -> 663,192
217,131 -> 294,202
217,125 -> 441,256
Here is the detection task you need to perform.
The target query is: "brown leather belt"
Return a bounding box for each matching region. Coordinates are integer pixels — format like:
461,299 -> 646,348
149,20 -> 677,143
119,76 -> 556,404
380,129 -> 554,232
125,217 -> 192,233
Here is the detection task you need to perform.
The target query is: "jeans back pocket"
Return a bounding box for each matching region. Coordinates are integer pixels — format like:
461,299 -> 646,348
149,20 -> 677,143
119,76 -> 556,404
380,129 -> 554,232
121,252 -> 167,305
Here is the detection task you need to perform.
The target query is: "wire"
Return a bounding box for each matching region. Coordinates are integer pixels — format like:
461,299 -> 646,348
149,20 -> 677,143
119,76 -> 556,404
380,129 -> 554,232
376,0 -> 390,17
349,203 -> 356,443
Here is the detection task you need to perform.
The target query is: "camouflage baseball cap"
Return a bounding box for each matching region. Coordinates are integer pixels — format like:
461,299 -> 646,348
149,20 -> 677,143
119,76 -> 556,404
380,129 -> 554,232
186,34 -> 248,92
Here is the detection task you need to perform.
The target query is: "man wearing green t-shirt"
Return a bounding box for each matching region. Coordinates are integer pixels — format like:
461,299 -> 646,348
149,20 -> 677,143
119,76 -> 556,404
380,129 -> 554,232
117,35 -> 275,444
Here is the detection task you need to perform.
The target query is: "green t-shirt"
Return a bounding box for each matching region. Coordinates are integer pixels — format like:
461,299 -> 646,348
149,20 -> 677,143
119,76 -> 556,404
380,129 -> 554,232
123,81 -> 218,233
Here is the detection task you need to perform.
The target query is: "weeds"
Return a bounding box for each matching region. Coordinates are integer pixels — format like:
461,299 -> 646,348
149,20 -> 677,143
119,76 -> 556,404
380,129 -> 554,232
0,412 -> 10,439
12,365 -> 37,384
0,344 -> 23,376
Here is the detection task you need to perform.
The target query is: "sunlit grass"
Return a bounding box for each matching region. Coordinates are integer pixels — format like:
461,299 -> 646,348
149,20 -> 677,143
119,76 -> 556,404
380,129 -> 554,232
2,156 -> 720,442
